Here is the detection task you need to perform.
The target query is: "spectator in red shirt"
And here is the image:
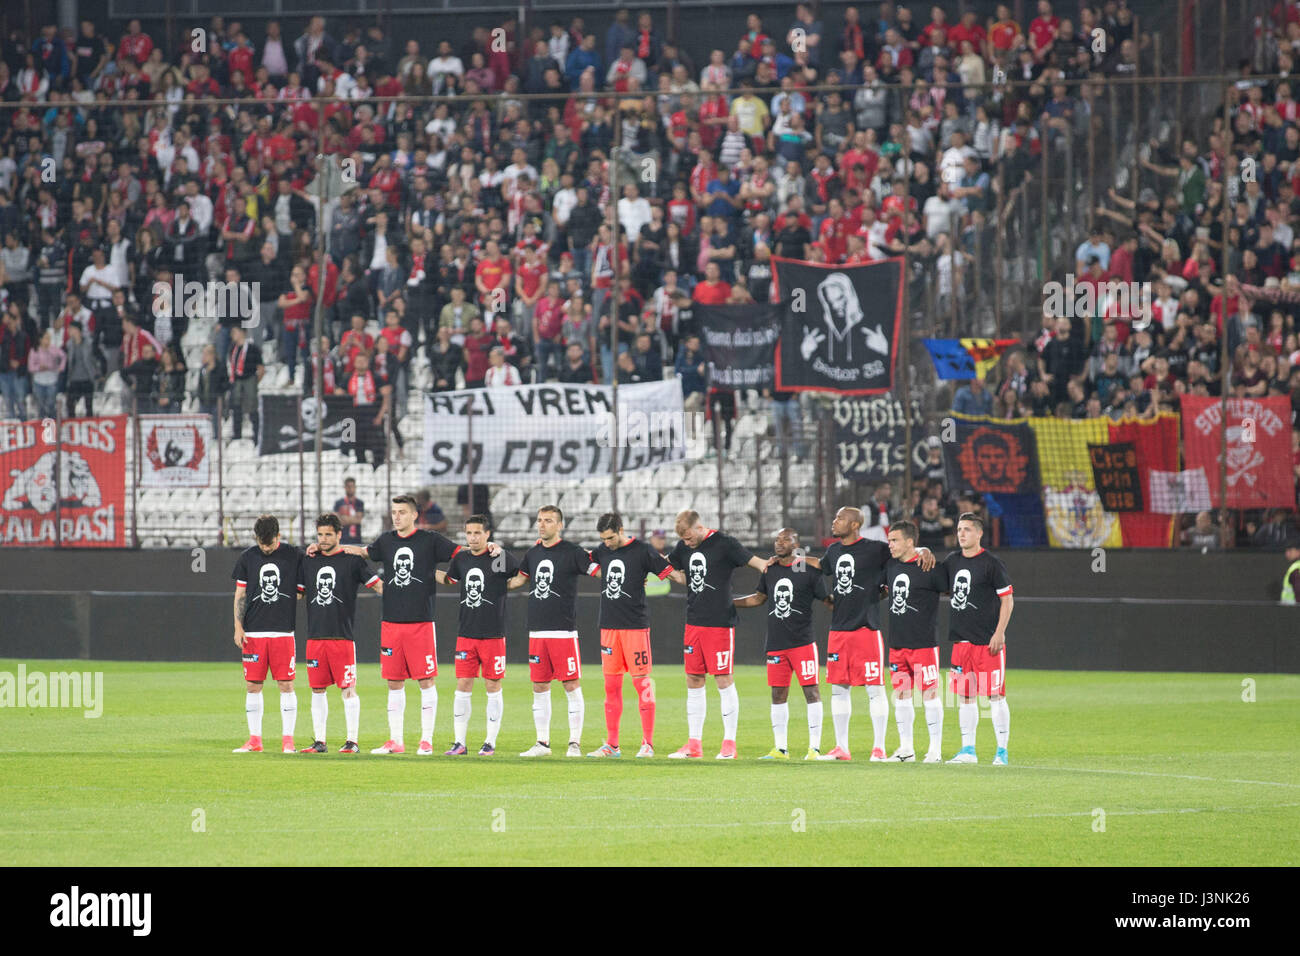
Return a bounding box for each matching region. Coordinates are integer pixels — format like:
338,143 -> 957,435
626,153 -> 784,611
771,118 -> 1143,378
692,262 -> 733,305
474,239 -> 512,313
462,314 -> 496,388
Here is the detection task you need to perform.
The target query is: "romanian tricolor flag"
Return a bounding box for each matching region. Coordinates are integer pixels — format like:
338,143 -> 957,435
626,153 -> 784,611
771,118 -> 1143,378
923,339 -> 1021,380
1029,417 -> 1124,549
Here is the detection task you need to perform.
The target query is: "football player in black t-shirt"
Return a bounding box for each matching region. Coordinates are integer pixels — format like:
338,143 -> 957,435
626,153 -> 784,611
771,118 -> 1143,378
943,512 -> 1014,766
310,494 -> 501,755
298,513 -> 382,754
231,514 -> 303,754
819,506 -> 935,762
436,514 -> 521,756
664,509 -> 773,760
588,512 -> 674,758
734,529 -> 828,760
884,519 -> 949,763
505,504 -> 597,758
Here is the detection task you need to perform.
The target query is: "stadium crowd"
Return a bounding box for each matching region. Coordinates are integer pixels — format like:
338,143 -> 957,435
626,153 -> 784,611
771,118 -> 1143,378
0,2 -> 1298,546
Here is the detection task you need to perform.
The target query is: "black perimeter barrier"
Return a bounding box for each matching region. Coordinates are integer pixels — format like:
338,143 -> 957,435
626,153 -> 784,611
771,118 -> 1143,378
1,548 -> 1297,672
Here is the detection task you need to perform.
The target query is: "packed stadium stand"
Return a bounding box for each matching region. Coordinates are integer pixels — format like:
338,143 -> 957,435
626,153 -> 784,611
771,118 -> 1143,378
0,1 -> 1296,551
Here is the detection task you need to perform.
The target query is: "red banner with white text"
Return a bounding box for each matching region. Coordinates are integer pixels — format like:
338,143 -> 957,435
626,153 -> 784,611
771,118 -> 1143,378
1180,396 -> 1293,510
0,417 -> 127,547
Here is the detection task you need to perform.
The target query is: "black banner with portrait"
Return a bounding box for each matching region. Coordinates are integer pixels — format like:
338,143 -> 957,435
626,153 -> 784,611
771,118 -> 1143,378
771,257 -> 904,394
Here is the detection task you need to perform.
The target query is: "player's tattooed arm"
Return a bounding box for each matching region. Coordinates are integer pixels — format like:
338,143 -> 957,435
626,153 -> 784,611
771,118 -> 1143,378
232,589 -> 247,648
916,547 -> 936,571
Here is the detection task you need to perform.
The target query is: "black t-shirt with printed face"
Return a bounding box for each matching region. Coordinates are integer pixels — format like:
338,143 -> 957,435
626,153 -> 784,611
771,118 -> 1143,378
593,537 -> 671,630
943,549 -> 1013,644
232,543 -> 302,634
821,537 -> 890,631
299,550 -> 379,640
883,556 -> 945,649
367,528 -> 459,623
754,560 -> 827,651
446,547 -> 521,639
521,538 -> 595,633
668,530 -> 755,627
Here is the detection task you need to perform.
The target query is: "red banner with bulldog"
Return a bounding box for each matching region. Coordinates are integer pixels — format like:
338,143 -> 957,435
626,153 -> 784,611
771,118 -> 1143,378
0,416 -> 127,547
1180,396 -> 1293,509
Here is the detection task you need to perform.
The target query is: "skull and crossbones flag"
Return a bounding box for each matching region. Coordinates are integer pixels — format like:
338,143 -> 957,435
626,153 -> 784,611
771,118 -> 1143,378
771,257 -> 903,394
1180,396 -> 1293,509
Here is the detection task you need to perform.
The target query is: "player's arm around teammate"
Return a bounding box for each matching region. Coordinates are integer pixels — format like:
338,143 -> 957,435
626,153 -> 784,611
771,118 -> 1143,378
734,528 -> 827,759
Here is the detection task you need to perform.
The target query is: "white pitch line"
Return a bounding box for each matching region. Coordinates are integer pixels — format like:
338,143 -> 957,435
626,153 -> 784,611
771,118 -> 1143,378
2,802 -> 1295,837
1016,764 -> 1300,789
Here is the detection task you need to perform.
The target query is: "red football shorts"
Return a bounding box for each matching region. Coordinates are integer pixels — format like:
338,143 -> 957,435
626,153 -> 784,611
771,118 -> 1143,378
455,636 -> 507,679
949,642 -> 1007,698
826,628 -> 885,687
889,646 -> 942,694
241,633 -> 296,682
306,639 -> 357,690
683,624 -> 734,676
529,631 -> 582,682
766,642 -> 820,687
380,621 -> 437,681
600,628 -> 652,676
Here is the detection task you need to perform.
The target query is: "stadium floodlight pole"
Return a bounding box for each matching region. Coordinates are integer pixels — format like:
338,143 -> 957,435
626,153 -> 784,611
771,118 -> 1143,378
1218,82 -> 1232,548
608,103 -> 621,516
312,148 -> 330,518
901,240 -> 912,509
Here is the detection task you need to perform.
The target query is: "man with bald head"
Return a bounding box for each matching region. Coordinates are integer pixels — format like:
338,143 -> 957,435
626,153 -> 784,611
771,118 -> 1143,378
734,529 -> 828,759
818,506 -> 934,761
664,509 -> 773,759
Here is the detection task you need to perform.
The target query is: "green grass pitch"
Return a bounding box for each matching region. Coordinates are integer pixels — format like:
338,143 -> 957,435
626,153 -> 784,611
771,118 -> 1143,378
1,660 -> 1297,866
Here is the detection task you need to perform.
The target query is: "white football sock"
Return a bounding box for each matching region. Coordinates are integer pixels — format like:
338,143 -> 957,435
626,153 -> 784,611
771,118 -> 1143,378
311,692 -> 328,742
280,691 -> 297,737
245,691 -> 263,737
829,685 -> 851,750
924,697 -> 944,754
770,702 -> 789,752
867,684 -> 889,752
990,697 -> 1010,748
533,689 -> 552,743
485,690 -> 503,746
959,701 -> 979,749
420,685 -> 437,743
387,688 -> 406,744
894,696 -> 915,752
453,690 -> 471,745
343,694 -> 360,742
719,684 -> 739,741
566,687 -> 584,744
686,685 -> 706,739
806,697 -> 823,752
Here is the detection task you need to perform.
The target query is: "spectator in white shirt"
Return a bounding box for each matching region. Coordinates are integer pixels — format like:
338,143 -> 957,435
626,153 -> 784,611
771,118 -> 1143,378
427,41 -> 464,94
183,179 -> 213,235
484,346 -> 522,387
617,182 -> 652,239
79,247 -> 120,309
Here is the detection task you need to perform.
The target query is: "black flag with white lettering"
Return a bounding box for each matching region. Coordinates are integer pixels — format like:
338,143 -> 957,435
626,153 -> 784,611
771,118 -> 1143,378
694,304 -> 779,389
771,257 -> 903,394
